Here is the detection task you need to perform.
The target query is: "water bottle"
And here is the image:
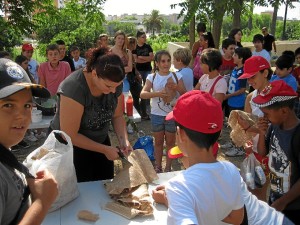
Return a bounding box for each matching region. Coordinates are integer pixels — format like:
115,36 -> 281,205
255,166 -> 266,185
245,172 -> 255,189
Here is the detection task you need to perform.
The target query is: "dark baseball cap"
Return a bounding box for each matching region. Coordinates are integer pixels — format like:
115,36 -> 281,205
0,58 -> 50,99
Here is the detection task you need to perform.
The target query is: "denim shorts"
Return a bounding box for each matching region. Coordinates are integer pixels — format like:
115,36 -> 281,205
151,114 -> 176,133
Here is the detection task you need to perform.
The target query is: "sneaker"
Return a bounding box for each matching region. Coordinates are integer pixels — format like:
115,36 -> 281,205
25,133 -> 38,142
225,147 -> 245,157
220,142 -> 234,149
127,124 -> 134,134
35,131 -> 47,139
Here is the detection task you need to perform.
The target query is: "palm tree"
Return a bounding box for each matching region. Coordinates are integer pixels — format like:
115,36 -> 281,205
143,10 -> 164,36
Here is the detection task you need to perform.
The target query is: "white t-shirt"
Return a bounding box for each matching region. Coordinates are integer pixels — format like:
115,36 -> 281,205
73,57 -> 86,70
166,161 -> 244,225
147,72 -> 182,116
252,49 -> 271,64
198,74 -> 228,96
241,178 -> 284,225
177,67 -> 193,91
28,59 -> 39,82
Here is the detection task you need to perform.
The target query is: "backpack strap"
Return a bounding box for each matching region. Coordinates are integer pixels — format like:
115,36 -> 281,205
209,75 -> 223,95
172,72 -> 179,84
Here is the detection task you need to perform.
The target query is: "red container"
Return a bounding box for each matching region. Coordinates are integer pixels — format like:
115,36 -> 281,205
122,93 -> 125,113
126,95 -> 133,116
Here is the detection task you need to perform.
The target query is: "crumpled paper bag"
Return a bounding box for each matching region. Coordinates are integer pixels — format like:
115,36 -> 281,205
228,110 -> 258,147
104,149 -> 158,219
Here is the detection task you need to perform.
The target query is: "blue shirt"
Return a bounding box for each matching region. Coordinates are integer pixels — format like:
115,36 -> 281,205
177,67 -> 193,91
228,67 -> 247,108
270,74 -> 297,91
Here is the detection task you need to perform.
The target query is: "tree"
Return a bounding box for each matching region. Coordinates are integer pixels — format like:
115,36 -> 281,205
143,10 -> 164,35
0,17 -> 22,52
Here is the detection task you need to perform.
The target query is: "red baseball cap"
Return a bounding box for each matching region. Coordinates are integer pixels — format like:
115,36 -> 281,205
166,90 -> 223,133
238,56 -> 270,79
22,43 -> 34,51
251,80 -> 298,107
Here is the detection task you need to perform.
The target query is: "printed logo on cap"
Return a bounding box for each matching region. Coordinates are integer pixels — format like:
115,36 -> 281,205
7,65 -> 24,80
208,123 -> 218,129
260,84 -> 272,96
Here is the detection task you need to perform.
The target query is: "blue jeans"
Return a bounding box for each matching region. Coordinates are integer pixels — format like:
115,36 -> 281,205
150,114 -> 176,133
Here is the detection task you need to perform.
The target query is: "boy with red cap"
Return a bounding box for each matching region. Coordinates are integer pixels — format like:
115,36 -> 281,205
0,58 -> 58,224
21,43 -> 39,83
253,80 -> 300,224
152,90 -> 244,225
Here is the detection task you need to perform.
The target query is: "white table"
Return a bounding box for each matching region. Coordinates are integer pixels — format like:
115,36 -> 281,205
29,116 -> 54,129
42,171 -> 181,225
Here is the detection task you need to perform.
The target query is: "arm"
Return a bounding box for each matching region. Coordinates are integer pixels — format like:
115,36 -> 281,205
222,207 -> 244,225
137,52 -> 154,63
111,94 -> 132,154
271,179 -> 300,211
256,118 -> 270,157
140,79 -> 169,99
37,65 -> 46,87
19,170 -> 58,225
59,95 -> 120,160
272,40 -> 277,53
152,185 -> 168,207
225,88 -> 246,100
124,50 -> 133,73
244,93 -> 253,114
192,41 -> 200,58
194,81 -> 201,90
213,93 -> 225,104
166,79 -> 187,95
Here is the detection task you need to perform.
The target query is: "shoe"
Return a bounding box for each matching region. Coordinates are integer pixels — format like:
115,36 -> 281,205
141,114 -> 150,120
225,147 -> 245,157
11,140 -> 30,151
154,166 -> 163,173
220,142 -> 234,149
127,124 -> 134,134
35,131 -> 47,139
25,133 -> 38,142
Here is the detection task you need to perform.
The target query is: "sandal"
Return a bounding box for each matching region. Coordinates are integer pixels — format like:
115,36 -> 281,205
154,166 -> 163,173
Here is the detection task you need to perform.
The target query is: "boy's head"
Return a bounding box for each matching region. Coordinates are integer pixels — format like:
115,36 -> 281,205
173,48 -> 192,68
196,22 -> 206,35
261,27 -> 268,36
166,90 -> 222,156
252,34 -> 264,51
222,38 -> 236,58
295,47 -> 300,64
21,43 -> 34,60
0,51 -> 11,59
275,54 -> 294,78
0,58 -> 50,148
70,46 -> 80,60
55,40 -> 66,59
233,47 -> 252,65
200,48 -> 222,73
97,33 -> 109,48
252,80 -> 298,125
46,44 -> 60,64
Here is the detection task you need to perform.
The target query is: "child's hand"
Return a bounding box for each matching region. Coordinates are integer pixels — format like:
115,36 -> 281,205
244,141 -> 253,154
158,90 -> 170,99
27,170 -> 58,208
166,82 -> 178,91
257,117 -> 269,135
152,185 -> 168,206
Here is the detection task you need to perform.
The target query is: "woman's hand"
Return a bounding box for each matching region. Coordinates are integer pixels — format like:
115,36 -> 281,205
103,146 -> 121,160
244,141 -> 254,154
120,140 -> 133,156
152,185 -> 168,206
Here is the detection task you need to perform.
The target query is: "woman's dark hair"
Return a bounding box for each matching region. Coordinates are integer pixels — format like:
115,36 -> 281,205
153,50 -> 171,72
201,32 -> 215,48
175,121 -> 221,150
276,55 -> 294,70
234,47 -> 252,64
0,51 -> 10,59
86,47 -> 125,83
196,22 -> 206,33
200,48 -> 222,72
259,68 -> 273,80
228,28 -> 243,47
295,47 -> 300,57
136,30 -> 146,38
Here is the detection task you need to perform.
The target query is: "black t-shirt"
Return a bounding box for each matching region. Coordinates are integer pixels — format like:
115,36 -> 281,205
60,56 -> 75,71
263,34 -> 275,52
132,43 -> 153,71
51,69 -> 123,144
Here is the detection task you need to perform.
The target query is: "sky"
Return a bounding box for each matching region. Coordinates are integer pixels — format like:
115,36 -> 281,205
102,0 -> 300,20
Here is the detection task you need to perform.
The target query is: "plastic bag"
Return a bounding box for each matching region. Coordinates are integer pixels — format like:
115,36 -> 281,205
240,153 -> 266,190
23,130 -> 79,212
133,131 -> 155,161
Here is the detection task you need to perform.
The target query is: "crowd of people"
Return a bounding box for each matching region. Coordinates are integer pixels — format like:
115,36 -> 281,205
0,23 -> 300,224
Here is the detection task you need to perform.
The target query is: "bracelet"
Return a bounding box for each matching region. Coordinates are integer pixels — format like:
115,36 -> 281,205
244,125 -> 252,132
